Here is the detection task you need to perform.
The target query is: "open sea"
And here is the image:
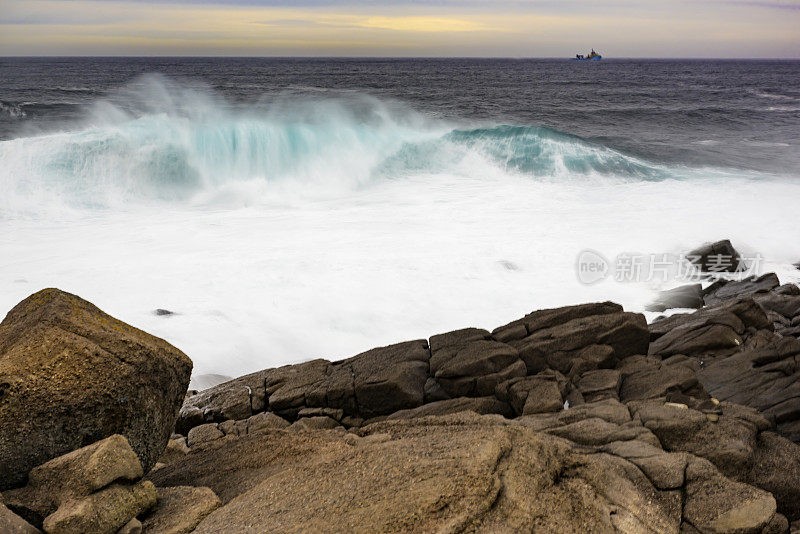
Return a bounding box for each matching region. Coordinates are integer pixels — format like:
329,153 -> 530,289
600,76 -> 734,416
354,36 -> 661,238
1,58 -> 799,381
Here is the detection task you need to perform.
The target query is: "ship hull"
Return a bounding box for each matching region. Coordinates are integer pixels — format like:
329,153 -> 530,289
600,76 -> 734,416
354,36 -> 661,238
571,56 -> 602,61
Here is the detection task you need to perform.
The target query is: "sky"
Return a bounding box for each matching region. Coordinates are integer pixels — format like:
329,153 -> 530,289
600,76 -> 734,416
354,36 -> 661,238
0,0 -> 798,57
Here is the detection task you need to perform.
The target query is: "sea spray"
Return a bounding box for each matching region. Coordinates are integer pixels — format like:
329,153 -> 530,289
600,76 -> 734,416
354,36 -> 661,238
0,75 -> 676,216
2,72 -> 800,379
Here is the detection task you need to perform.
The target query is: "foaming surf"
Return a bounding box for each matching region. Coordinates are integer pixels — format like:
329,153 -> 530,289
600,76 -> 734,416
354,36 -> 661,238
2,75 -> 800,379
0,74 -> 688,216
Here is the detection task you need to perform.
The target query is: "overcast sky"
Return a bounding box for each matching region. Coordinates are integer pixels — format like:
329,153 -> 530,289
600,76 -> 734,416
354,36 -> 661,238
1,0 -> 798,57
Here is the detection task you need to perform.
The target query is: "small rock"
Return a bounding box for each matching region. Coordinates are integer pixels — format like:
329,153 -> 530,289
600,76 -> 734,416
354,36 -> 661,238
246,412 -> 290,433
687,239 -> 745,273
3,435 -> 143,523
186,424 -> 224,448
0,501 -> 40,534
289,416 -> 341,432
158,438 -> 189,465
116,517 -> 142,534
706,413 -> 719,423
153,309 -> 174,316
664,402 -> 689,410
218,419 -> 247,437
646,284 -> 704,312
42,480 -> 157,534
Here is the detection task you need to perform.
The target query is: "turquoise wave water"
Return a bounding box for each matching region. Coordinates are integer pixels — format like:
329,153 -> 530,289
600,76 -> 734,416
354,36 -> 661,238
0,80 -> 679,214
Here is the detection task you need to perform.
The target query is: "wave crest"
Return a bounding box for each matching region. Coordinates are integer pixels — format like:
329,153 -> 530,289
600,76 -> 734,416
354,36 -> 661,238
0,75 -> 667,215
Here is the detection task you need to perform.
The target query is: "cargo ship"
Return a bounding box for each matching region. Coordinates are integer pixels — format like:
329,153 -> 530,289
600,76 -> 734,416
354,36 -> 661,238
572,49 -> 602,61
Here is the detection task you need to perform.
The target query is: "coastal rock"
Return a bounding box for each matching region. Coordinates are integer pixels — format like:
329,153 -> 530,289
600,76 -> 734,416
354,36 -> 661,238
158,438 -> 190,465
0,501 -> 39,534
385,396 -> 512,420
41,480 -> 156,534
186,424 -> 224,448
245,412 -> 290,433
648,297 -> 771,358
683,457 -> 777,533
502,303 -> 649,374
0,289 -> 192,490
180,339 -> 430,429
140,486 -> 220,534
495,372 -> 565,416
744,431 -> 800,522
428,331 -> 525,397
600,440 -> 687,490
348,340 -> 430,418
630,400 -> 770,479
687,239 -> 744,273
697,335 -> 800,441
576,368 -> 621,402
703,273 -> 780,306
150,413 -> 682,532
646,284 -> 704,312
755,292 -> 800,338
618,356 -> 703,402
116,518 -> 142,534
491,301 -> 625,343
2,435 -> 143,522
289,416 -> 341,431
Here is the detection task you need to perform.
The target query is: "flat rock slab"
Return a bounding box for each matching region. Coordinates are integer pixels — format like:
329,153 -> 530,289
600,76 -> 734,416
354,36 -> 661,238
141,486 -> 220,534
385,396 -> 512,420
148,413 -> 681,533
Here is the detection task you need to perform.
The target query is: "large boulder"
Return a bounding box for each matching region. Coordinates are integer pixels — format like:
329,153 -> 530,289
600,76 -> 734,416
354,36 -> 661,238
646,284 -> 704,312
428,329 -> 525,398
648,297 -> 772,359
697,335 -> 800,441
703,273 -> 780,306
0,289 -> 192,490
687,239 -> 745,273
495,302 -> 649,375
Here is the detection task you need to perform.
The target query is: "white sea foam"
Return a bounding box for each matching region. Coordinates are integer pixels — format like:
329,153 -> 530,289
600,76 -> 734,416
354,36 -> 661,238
2,76 -> 799,379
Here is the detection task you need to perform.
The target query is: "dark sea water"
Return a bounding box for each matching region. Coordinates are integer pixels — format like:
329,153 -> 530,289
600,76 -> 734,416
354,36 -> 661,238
2,57 -> 799,173
1,58 -> 799,378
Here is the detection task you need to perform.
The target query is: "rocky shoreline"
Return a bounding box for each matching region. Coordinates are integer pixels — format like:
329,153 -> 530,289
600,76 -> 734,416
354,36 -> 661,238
2,240 -> 800,533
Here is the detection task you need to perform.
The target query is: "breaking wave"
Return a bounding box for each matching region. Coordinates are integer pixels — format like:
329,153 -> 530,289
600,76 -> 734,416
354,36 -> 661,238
0,74 -> 742,215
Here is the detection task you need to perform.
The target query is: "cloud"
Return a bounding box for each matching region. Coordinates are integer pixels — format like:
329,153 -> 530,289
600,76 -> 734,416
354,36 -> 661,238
0,0 -> 797,56
722,0 -> 800,8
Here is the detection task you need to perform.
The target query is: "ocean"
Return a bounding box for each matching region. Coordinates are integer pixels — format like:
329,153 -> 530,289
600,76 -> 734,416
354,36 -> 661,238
1,57 -> 799,380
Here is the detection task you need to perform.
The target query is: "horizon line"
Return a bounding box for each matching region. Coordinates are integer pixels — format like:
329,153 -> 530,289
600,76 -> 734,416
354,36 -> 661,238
2,55 -> 800,60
